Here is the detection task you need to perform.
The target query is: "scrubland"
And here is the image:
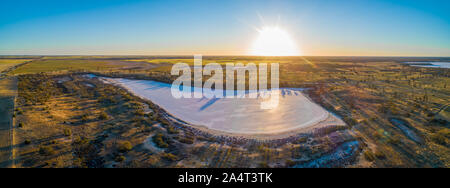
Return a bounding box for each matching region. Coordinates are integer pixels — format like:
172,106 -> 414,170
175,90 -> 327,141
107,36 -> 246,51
0,77 -> 17,167
0,56 -> 448,167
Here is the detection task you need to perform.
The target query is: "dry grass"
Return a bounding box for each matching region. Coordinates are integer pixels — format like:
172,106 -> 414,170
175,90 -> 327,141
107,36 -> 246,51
0,59 -> 31,72
12,74 -> 358,168
6,56 -> 449,167
0,77 -> 17,167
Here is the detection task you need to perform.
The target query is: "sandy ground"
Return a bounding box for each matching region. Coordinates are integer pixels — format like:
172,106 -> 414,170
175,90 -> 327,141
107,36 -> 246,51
88,75 -> 346,138
0,77 -> 17,168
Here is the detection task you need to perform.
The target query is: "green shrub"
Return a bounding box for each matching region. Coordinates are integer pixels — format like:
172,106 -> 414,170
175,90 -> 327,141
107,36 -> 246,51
81,114 -> 89,122
99,112 -> 108,120
258,162 -> 270,168
285,159 -> 296,167
152,133 -> 169,148
179,137 -> 194,144
64,128 -> 72,136
115,155 -> 126,162
364,150 -> 375,161
162,153 -> 177,161
431,128 -> 449,145
151,115 -> 158,122
134,110 -> 145,116
387,137 -> 401,145
343,117 -> 357,126
118,141 -> 132,153
39,146 -> 54,156
373,131 -> 382,139
295,137 -> 308,144
374,151 -> 386,159
167,126 -> 179,134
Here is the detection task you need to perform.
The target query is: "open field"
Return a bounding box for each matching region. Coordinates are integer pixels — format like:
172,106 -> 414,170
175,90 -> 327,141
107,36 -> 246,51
0,59 -> 32,76
1,56 -> 449,167
10,60 -> 122,75
0,59 -> 31,71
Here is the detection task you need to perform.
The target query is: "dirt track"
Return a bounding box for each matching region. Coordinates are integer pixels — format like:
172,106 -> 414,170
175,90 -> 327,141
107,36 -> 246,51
0,77 -> 17,168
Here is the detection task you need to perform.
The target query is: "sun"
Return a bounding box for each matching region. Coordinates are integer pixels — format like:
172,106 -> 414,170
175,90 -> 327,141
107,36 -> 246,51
250,26 -> 300,56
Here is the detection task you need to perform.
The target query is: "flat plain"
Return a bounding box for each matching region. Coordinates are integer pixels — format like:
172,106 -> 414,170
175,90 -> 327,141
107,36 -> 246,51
0,56 -> 448,168
0,77 -> 17,167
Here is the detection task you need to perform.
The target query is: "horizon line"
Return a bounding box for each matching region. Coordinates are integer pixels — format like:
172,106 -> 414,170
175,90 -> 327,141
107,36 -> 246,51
0,55 -> 449,58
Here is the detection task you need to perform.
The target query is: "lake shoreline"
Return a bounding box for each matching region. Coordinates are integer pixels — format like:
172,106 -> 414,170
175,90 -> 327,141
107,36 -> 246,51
84,74 -> 346,139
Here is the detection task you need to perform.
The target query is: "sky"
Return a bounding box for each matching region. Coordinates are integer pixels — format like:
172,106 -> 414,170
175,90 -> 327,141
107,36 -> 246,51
0,0 -> 449,56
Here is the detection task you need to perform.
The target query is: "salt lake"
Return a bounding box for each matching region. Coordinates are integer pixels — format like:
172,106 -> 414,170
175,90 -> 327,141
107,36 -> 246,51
88,75 -> 345,136
405,62 -> 450,69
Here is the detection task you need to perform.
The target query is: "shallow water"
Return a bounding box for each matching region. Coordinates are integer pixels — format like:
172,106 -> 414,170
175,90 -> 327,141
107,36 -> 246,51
405,62 -> 450,69
89,75 -> 343,135
389,118 -> 423,143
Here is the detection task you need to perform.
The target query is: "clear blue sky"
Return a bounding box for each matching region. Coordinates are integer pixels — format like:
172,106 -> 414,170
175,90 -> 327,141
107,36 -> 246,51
0,0 -> 449,56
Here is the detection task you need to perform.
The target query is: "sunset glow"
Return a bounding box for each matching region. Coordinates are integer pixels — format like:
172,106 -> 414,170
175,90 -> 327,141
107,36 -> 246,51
250,27 -> 300,56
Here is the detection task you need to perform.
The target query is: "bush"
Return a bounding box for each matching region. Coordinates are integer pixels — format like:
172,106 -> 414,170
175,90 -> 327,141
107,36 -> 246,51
134,110 -> 145,116
373,132 -> 382,139
151,114 -> 159,122
179,137 -> 194,144
431,128 -> 449,145
99,112 -> 108,120
81,114 -> 89,122
64,128 -> 72,136
285,159 -> 296,167
167,126 -> 179,134
387,137 -> 401,145
430,118 -> 449,126
364,150 -> 375,161
162,153 -> 177,161
39,146 -> 54,156
258,162 -> 270,168
343,117 -> 357,126
374,151 -> 386,159
295,137 -> 308,144
152,133 -> 169,148
115,155 -> 126,162
118,141 -> 132,153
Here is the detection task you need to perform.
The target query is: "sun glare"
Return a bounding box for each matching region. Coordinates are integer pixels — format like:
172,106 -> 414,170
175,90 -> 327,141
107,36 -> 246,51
250,26 -> 300,56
